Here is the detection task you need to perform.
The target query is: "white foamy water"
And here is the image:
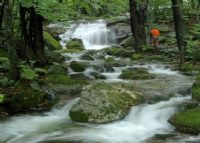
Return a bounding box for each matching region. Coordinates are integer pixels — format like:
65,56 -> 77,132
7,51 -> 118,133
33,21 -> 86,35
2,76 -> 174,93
60,20 -> 116,50
0,96 -> 190,143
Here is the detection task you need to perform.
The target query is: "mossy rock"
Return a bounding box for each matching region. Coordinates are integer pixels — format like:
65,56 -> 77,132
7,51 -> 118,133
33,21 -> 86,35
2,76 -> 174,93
103,47 -> 133,58
80,52 -> 95,60
69,61 -> 87,72
169,108 -> 200,134
69,82 -> 143,123
47,63 -> 68,75
45,74 -> 88,86
45,49 -> 65,63
182,63 -> 200,76
66,38 -> 85,51
131,53 -> 144,61
0,57 -> 9,72
90,72 -> 106,79
119,68 -> 155,80
119,36 -> 135,48
55,49 -> 81,54
70,73 -> 91,80
192,76 -> 200,101
43,31 -> 62,50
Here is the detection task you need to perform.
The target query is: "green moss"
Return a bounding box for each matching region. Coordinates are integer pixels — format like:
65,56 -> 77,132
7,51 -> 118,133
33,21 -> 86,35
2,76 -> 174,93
43,31 -> 62,50
119,68 -> 155,80
131,53 -> 144,61
69,61 -> 87,72
55,49 -> 81,54
192,76 -> 200,101
45,74 -> 88,86
66,39 -> 85,51
0,49 -> 8,58
69,109 -> 90,122
170,108 -> 200,134
103,47 -> 133,58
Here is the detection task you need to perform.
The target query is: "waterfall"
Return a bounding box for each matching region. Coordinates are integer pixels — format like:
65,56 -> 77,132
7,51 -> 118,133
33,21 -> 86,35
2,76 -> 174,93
60,20 -> 117,50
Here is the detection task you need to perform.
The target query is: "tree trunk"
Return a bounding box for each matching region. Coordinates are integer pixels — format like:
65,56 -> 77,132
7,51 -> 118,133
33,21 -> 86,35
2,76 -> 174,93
171,0 -> 185,70
32,10 -> 46,65
0,0 -> 5,30
3,0 -> 19,80
129,0 -> 147,51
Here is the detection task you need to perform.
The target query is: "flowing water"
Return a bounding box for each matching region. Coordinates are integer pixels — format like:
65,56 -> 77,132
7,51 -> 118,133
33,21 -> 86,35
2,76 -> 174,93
60,20 -> 117,50
0,20 -> 198,143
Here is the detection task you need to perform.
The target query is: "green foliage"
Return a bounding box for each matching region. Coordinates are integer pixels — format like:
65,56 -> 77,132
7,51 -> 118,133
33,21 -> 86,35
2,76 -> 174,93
20,64 -> 38,80
0,94 -> 4,103
19,61 -> 47,80
0,57 -> 9,72
0,76 -> 14,86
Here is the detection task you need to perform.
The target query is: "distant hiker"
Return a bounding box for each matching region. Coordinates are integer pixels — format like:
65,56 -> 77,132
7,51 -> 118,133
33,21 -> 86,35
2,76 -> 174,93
150,28 -> 160,48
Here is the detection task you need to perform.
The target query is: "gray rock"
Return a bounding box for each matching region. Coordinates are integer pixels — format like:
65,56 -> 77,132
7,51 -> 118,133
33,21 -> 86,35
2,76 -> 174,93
69,82 -> 143,123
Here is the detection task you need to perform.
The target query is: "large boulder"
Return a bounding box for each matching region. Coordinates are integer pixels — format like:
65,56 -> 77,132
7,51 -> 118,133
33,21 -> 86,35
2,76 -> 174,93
66,38 -> 85,51
69,82 -> 143,123
43,31 -> 62,50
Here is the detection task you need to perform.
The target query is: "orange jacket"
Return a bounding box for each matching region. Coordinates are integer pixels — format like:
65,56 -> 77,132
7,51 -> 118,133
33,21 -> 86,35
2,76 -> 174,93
150,29 -> 160,36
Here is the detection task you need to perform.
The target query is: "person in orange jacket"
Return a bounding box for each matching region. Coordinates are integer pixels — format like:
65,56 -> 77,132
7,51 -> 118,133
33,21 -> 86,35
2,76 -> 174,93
150,28 -> 160,48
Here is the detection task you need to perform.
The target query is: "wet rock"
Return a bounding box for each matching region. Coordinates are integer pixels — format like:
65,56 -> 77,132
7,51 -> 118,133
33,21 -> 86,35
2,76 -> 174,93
69,61 -> 87,72
69,82 -> 143,123
119,68 -> 155,80
169,108 -> 200,134
44,25 -> 66,40
90,72 -> 106,79
80,52 -> 95,60
43,31 -> 62,50
66,38 -> 85,51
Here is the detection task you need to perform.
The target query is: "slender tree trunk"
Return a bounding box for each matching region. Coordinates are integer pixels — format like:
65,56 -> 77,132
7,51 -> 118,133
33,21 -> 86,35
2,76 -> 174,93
171,0 -> 185,70
3,0 -> 19,80
129,0 -> 147,51
32,11 -> 46,64
0,0 -> 5,30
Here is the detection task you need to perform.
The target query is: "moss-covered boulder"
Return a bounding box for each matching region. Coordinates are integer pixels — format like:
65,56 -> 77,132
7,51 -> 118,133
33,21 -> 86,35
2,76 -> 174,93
69,82 -> 143,123
66,38 -> 85,51
70,73 -> 91,80
119,68 -> 155,80
169,108 -> 200,134
69,61 -> 87,72
43,31 -> 62,50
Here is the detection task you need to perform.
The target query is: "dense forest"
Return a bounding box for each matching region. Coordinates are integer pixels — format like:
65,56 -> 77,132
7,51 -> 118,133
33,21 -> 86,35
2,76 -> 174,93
0,0 -> 200,143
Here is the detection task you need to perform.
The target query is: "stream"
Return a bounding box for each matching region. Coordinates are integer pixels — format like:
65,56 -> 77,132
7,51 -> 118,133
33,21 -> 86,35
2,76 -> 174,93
0,20 -> 198,143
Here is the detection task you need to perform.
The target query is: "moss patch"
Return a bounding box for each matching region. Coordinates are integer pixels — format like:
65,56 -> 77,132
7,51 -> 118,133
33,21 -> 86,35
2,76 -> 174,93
43,31 -> 62,50
192,75 -> 200,101
45,74 -> 88,86
69,61 -> 87,72
66,39 -> 85,51
119,68 -> 155,80
169,108 -> 200,134
103,47 -> 133,58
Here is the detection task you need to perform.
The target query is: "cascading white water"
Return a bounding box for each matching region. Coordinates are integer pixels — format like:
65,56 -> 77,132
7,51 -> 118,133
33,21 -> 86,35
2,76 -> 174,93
0,96 -> 191,143
60,20 -> 117,50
